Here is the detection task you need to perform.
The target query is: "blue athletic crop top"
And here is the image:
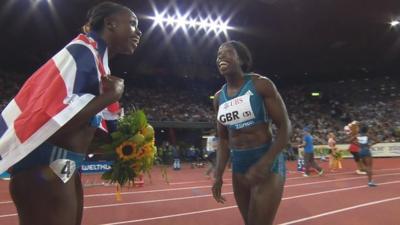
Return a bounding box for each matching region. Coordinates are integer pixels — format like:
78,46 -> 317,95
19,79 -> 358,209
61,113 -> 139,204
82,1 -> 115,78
217,74 -> 268,130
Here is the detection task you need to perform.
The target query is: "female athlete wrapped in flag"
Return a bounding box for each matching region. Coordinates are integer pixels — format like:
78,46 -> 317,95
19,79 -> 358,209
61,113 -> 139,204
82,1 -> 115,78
0,2 -> 141,225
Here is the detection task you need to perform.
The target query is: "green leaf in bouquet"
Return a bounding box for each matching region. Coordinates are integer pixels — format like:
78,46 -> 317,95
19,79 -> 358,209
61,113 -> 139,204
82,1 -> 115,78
130,111 -> 147,131
111,131 -> 124,140
142,125 -> 155,141
144,136 -> 154,143
129,133 -> 145,146
136,110 -> 148,129
127,166 -> 136,181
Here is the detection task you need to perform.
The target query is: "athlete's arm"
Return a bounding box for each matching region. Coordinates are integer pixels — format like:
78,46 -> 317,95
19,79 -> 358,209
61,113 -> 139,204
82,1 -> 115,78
212,90 -> 229,203
246,76 -> 291,184
51,76 -> 124,136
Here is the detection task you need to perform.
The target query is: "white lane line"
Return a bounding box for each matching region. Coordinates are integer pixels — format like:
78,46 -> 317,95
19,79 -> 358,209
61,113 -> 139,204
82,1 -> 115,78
0,213 -> 17,218
278,196 -> 400,225
95,180 -> 400,225
286,172 -> 400,188
170,179 -> 232,185
84,192 -> 234,209
168,168 -> 400,184
286,167 -> 400,180
0,168 -> 398,204
283,180 -> 400,200
3,179 -> 400,220
83,180 -> 400,210
83,172 -> 400,198
0,201 -> 12,204
1,170 -> 400,212
84,184 -> 232,198
98,205 -> 238,225
84,180 -> 400,209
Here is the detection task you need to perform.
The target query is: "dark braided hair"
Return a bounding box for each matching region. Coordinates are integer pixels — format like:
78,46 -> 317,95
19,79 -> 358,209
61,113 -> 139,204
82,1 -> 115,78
222,41 -> 253,72
83,1 -> 130,33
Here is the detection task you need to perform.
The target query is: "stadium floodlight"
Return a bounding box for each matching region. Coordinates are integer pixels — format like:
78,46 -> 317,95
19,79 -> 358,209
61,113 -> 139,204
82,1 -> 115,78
154,13 -> 164,25
176,15 -> 187,28
390,20 -> 400,27
188,18 -> 197,28
150,12 -> 232,34
219,22 -> 228,33
199,18 -> 208,30
213,18 -> 226,34
209,20 -> 219,32
166,15 -> 175,26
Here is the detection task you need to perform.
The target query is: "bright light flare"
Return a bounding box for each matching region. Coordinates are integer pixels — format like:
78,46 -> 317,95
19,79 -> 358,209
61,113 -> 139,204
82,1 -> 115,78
154,13 -> 164,25
176,16 -> 187,28
150,13 -> 232,34
390,20 -> 400,27
188,18 -> 197,28
166,15 -> 175,26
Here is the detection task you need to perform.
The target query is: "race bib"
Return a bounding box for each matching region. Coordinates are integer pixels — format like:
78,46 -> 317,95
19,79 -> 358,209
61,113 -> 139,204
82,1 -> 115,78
217,94 -> 255,126
357,136 -> 368,145
49,159 -> 76,183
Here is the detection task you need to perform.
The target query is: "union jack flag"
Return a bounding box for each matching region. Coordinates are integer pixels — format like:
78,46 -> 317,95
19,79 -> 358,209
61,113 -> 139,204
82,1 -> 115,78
0,32 -> 112,173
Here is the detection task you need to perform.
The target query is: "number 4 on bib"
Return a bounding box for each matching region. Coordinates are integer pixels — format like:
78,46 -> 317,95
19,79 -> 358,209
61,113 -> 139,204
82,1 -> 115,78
49,159 -> 77,183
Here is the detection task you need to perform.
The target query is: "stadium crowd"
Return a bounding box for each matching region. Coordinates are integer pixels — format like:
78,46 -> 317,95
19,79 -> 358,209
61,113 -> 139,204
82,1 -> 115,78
1,70 -> 399,144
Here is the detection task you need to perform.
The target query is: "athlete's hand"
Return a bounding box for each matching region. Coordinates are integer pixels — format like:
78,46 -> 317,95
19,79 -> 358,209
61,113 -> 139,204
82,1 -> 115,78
102,75 -> 125,101
212,178 -> 226,203
245,162 -> 271,186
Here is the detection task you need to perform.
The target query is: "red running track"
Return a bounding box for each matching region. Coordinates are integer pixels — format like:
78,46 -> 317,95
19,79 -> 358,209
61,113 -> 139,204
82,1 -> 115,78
1,158 -> 400,225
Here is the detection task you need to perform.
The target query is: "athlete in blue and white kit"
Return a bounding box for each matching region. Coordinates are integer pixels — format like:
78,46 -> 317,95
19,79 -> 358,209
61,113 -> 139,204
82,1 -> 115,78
358,126 -> 377,187
211,41 -> 291,225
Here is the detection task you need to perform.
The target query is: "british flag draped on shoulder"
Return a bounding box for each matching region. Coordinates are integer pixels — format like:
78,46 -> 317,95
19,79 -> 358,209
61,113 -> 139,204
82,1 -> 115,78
0,32 -> 113,174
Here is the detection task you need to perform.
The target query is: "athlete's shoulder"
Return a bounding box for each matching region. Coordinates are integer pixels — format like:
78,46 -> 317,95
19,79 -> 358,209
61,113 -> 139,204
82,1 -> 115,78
214,88 -> 223,99
213,89 -> 223,110
248,73 -> 277,96
249,73 -> 274,84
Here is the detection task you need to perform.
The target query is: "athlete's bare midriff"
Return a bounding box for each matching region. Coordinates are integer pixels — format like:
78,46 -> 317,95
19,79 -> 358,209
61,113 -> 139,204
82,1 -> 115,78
228,122 -> 273,149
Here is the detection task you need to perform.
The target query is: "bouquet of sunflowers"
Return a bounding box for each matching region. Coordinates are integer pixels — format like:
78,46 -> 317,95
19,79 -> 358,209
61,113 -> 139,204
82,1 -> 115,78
101,110 -> 160,199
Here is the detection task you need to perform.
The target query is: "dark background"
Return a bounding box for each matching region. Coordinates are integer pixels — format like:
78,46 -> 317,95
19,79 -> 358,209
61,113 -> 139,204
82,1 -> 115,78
1,0 -> 400,86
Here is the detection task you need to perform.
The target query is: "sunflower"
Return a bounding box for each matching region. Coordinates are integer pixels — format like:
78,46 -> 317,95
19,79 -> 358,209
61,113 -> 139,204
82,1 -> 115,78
135,147 -> 146,159
116,141 -> 137,161
140,143 -> 156,157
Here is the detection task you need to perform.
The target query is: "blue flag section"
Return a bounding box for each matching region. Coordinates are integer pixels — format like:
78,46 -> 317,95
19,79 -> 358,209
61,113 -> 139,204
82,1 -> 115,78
0,171 -> 10,179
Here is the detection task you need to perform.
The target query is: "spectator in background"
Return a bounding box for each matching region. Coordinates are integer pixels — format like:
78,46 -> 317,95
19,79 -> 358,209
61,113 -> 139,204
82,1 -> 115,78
299,127 -> 324,177
172,144 -> 181,170
327,132 -> 342,172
